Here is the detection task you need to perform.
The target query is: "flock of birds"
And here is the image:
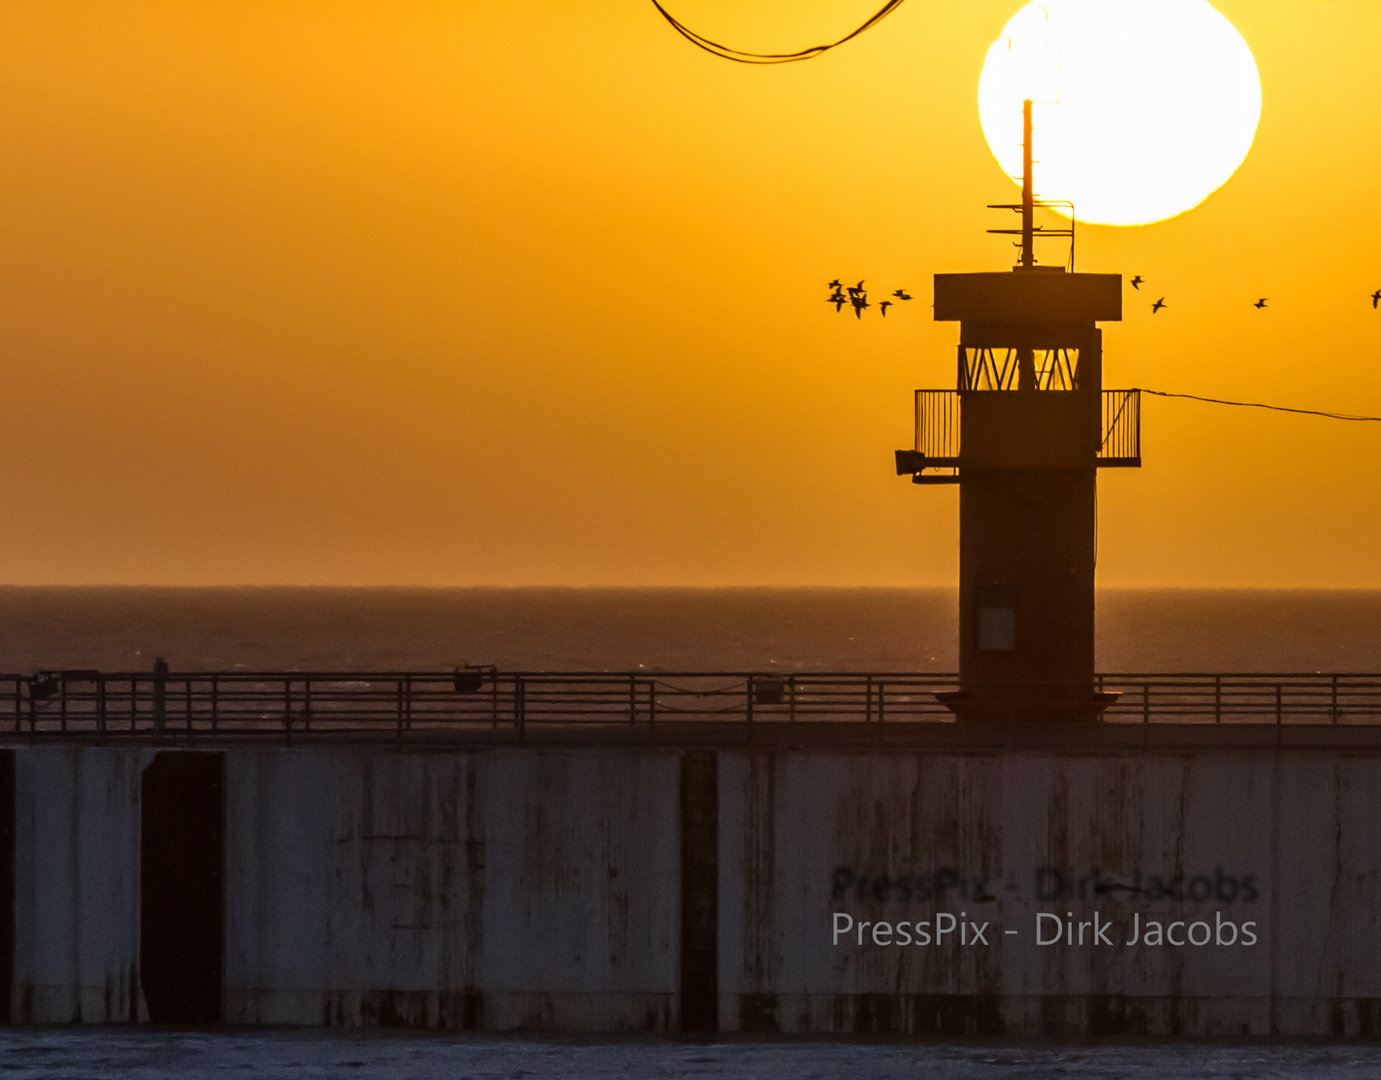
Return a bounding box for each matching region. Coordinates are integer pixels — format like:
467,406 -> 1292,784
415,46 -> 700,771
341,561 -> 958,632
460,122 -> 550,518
827,274 -> 1381,318
1128,275 -> 1381,315
826,279 -> 912,319
1133,275 -> 1244,314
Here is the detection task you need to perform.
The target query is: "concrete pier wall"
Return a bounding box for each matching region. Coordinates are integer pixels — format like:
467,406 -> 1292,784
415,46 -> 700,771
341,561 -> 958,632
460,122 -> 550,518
11,747 -> 148,1023
224,749 -> 680,1030
4,739 -> 1381,1035
718,751 -> 1381,1037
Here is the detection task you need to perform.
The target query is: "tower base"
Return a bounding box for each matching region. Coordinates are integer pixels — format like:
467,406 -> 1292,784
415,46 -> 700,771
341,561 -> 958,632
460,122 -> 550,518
936,689 -> 1120,724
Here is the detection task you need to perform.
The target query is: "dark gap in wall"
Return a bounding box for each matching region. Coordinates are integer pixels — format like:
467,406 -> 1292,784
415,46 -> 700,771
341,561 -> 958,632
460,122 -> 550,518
140,752 -> 224,1024
680,750 -> 718,1032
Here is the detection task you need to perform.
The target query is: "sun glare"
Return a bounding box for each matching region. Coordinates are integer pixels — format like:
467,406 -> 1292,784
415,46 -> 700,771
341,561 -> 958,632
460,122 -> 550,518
977,0 -> 1262,227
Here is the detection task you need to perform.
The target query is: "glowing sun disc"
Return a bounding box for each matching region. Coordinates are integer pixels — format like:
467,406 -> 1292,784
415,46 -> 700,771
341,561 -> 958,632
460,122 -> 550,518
977,0 -> 1262,227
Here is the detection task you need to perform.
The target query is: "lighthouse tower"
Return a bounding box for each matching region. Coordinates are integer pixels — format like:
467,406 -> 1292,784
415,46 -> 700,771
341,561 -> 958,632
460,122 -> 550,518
896,100 -> 1141,721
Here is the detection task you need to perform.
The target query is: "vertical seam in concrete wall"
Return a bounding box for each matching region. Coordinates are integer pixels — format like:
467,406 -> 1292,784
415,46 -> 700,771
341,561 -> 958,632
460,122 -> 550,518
1269,747 -> 1281,1036
463,754 -> 484,1028
0,750 -> 13,1025
679,750 -> 718,1032
69,749 -> 81,1023
741,753 -> 777,1033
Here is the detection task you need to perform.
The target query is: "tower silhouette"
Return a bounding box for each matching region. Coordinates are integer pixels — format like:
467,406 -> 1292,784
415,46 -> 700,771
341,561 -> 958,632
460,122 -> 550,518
896,100 -> 1141,721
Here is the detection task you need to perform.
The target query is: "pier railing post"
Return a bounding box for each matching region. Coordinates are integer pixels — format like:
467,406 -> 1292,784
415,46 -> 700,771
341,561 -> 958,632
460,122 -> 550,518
647,679 -> 656,744
1142,683 -> 1151,748
745,676 -> 754,746
153,658 -> 168,744
877,680 -> 886,747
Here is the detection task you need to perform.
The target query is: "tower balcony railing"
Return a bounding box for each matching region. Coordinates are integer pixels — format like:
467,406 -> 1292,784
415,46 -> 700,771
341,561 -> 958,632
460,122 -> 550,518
906,388 -> 1141,471
1100,389 -> 1141,467
914,390 -> 962,464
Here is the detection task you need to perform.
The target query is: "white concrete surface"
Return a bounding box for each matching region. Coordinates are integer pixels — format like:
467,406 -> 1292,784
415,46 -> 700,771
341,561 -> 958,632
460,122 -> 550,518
11,746 -> 148,1023
222,749 -> 680,1030
718,750 -> 1381,1036
8,743 -> 1381,1035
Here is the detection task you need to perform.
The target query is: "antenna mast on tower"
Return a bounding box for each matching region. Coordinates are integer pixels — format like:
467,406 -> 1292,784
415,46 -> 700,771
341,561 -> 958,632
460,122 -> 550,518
1021,98 -> 1034,269
987,99 -> 1075,271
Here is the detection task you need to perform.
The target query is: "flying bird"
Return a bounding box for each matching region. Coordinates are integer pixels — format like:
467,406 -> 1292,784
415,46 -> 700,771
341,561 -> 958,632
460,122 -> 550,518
850,294 -> 869,319
1130,275 -> 1144,290
892,289 -> 912,300
828,279 -> 841,290
1372,289 -> 1380,309
1151,297 -> 1166,314
879,300 -> 892,317
854,279 -> 865,292
827,290 -> 847,313
1254,298 -> 1268,309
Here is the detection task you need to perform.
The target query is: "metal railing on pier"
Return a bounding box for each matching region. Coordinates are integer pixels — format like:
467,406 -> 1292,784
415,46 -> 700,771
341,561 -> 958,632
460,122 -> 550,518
5,670 -> 1381,742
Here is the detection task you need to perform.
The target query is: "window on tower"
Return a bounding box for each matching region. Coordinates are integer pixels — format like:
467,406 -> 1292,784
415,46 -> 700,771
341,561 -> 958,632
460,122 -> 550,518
977,586 -> 1016,652
961,347 -> 1081,391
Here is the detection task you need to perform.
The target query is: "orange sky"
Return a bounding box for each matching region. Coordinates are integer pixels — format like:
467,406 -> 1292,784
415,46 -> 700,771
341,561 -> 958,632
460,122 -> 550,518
0,0 -> 1378,586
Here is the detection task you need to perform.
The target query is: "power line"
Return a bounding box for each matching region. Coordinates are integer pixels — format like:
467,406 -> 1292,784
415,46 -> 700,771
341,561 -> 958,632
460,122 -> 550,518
1137,388 -> 1381,423
647,5 -> 1378,421
650,0 -> 908,64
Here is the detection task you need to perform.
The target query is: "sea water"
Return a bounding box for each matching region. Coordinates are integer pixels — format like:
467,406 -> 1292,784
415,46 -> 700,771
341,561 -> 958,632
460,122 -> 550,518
1,1029 -> 1379,1079
1,586 -> 1380,674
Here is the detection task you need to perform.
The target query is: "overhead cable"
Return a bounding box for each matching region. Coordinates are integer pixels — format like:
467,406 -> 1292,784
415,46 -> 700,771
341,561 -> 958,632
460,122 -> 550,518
650,0 -> 908,64
1137,388 -> 1381,423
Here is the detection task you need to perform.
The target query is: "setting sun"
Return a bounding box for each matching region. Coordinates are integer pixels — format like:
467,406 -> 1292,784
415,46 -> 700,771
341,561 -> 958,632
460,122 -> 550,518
977,0 -> 1262,226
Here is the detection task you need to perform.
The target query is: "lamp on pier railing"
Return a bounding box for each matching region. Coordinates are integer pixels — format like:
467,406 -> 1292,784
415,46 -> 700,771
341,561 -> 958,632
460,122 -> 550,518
454,663 -> 495,694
